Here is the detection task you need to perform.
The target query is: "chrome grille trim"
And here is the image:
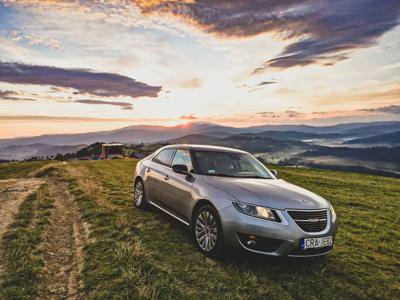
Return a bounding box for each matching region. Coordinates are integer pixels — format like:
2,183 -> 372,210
287,209 -> 328,233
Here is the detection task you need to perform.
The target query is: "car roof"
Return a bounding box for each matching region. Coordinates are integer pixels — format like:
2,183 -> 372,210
161,144 -> 248,154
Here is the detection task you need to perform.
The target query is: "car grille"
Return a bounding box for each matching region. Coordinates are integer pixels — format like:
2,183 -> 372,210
287,209 -> 328,232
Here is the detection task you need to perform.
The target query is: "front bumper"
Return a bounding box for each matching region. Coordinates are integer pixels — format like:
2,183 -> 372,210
219,205 -> 338,257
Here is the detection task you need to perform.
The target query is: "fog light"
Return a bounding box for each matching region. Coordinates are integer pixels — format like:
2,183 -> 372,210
247,240 -> 256,247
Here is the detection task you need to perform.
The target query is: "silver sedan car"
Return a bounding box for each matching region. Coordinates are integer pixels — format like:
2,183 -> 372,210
133,145 -> 338,257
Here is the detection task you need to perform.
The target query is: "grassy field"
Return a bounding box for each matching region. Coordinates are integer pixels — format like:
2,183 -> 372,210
0,159 -> 399,299
0,184 -> 54,299
0,161 -> 51,180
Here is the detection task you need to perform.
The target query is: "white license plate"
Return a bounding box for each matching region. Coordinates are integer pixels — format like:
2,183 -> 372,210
301,236 -> 333,249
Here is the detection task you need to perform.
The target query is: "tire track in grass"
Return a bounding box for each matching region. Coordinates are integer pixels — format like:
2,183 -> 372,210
0,179 -> 44,279
37,178 -> 89,300
0,184 -> 52,299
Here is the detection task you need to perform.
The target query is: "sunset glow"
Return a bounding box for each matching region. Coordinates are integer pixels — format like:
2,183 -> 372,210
0,0 -> 399,138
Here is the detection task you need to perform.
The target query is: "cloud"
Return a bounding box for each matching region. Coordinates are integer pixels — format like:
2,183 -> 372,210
179,114 -> 198,120
257,81 -> 276,86
11,31 -> 61,49
0,61 -> 162,98
177,78 -> 202,88
0,89 -> 36,101
257,111 -> 275,115
257,111 -> 280,118
137,0 -> 400,71
75,99 -> 133,110
286,110 -> 303,118
360,105 -> 400,115
6,1 -> 399,71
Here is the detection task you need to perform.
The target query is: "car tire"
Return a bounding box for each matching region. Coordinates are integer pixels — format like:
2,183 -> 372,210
192,204 -> 224,258
133,178 -> 147,209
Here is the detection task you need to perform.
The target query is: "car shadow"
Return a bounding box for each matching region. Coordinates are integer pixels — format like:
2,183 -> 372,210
146,204 -> 330,273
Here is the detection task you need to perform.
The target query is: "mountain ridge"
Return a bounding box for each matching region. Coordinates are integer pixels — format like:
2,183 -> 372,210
1,121 -> 399,147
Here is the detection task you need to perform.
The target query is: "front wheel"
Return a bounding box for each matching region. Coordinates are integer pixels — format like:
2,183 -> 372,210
133,179 -> 147,208
192,205 -> 224,258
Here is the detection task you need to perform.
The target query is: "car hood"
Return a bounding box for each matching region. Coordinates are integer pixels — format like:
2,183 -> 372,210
202,176 -> 329,210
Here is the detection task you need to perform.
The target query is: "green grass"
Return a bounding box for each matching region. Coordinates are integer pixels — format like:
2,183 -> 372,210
2,159 -> 399,299
58,159 -> 399,299
0,161 -> 51,180
0,184 -> 54,300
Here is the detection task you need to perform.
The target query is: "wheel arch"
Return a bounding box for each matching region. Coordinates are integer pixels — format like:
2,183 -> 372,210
191,199 -> 216,226
134,175 -> 143,184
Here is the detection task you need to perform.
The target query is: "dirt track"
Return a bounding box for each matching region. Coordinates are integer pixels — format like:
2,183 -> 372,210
0,174 -> 89,299
0,178 -> 44,276
37,179 -> 89,300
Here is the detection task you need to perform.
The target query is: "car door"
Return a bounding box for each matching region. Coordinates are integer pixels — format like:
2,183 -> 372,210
145,148 -> 176,204
160,149 -> 194,220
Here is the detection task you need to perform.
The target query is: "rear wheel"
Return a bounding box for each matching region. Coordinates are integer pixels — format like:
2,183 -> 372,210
133,179 -> 147,208
193,204 -> 224,257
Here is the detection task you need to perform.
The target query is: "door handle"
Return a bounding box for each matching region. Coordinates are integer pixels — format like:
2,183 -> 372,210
164,175 -> 169,180
145,168 -> 151,173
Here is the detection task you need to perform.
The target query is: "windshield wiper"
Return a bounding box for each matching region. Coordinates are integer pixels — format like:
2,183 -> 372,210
207,173 -> 270,179
208,173 -> 240,178
239,175 -> 270,179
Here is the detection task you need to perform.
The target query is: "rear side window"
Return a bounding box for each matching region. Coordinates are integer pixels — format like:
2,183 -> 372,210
153,149 -> 175,166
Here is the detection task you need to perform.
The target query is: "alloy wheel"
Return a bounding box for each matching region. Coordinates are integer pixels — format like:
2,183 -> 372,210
134,181 -> 144,207
195,210 -> 218,252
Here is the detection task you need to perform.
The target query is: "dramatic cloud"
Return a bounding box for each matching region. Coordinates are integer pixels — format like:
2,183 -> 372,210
179,114 -> 198,120
360,105 -> 400,115
0,89 -> 36,101
75,100 -> 133,110
139,0 -> 400,71
0,61 -> 162,98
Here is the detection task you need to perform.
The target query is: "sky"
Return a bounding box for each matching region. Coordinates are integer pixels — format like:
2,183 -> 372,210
0,0 -> 399,138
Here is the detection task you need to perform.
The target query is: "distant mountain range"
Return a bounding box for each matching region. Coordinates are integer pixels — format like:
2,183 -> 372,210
1,121 -> 399,146
0,121 -> 399,161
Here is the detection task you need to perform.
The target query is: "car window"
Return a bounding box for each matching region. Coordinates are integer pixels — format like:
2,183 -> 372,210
171,149 -> 193,172
153,149 -> 175,166
193,151 -> 272,178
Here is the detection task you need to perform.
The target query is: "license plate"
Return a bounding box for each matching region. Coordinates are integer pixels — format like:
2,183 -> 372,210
301,236 -> 333,249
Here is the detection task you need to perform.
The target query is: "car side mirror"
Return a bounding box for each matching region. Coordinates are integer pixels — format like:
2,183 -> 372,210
270,169 -> 278,177
172,164 -> 190,175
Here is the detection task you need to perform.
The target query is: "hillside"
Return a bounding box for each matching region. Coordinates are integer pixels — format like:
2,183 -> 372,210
1,121 -> 398,147
345,130 -> 400,145
0,160 -> 398,299
166,134 -> 218,144
302,146 -> 400,165
0,143 -> 85,160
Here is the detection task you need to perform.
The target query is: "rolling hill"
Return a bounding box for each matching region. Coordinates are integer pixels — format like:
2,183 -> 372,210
345,131 -> 400,145
0,143 -> 85,161
0,121 -> 399,161
1,121 -> 398,147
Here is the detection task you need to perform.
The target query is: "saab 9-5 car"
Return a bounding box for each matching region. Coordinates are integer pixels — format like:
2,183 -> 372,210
133,145 -> 337,257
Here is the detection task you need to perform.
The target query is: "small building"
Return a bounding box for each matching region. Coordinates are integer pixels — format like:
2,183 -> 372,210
101,143 -> 124,159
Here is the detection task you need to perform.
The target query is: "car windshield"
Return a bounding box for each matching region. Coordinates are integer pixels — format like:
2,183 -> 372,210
193,150 -> 273,179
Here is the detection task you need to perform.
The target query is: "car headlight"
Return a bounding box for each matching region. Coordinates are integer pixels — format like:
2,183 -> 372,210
233,202 -> 279,222
330,205 -> 337,222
